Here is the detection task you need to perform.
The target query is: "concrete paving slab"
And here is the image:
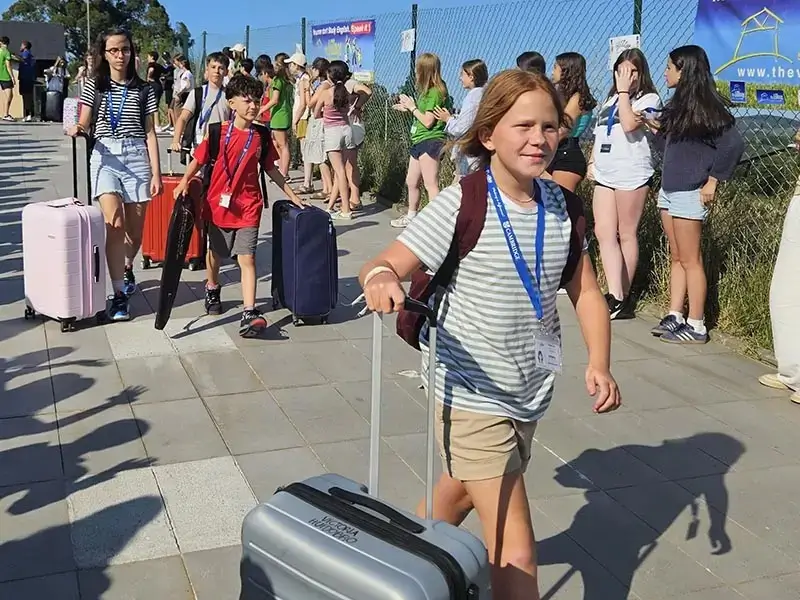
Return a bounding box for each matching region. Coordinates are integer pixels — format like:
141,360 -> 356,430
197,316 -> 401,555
296,339 -> 373,383
205,391 -> 305,455
0,414 -> 62,486
236,446 -> 327,502
0,361 -> 56,418
153,457 -> 257,553
0,572 -> 81,600
66,473 -> 176,568
56,404 -> 149,480
335,379 -> 426,437
77,555 -> 193,599
736,572 -> 800,599
0,481 -> 74,581
180,349 -> 264,397
162,316 -> 237,354
104,319 -> 176,360
270,383 -> 369,444
50,363 -> 126,415
115,355 -> 199,404
240,342 -> 327,389
133,398 -> 228,465
183,545 -> 243,600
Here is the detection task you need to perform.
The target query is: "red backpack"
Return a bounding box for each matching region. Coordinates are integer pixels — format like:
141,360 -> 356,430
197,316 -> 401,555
395,169 -> 586,350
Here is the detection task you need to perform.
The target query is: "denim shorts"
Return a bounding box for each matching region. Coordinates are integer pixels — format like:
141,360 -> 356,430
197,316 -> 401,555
90,138 -> 153,204
657,187 -> 708,221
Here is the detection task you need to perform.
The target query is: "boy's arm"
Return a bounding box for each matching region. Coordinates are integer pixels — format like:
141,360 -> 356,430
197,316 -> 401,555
266,167 -> 305,208
173,157 -> 203,199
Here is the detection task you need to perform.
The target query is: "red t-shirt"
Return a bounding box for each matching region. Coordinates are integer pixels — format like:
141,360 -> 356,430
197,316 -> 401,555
257,90 -> 271,123
194,121 -> 278,229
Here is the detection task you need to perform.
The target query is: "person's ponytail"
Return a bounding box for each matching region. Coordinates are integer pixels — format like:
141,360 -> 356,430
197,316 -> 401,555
333,81 -> 349,111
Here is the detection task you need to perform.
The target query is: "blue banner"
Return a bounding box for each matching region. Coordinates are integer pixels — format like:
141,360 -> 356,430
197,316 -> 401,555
310,20 -> 376,83
694,0 -> 800,84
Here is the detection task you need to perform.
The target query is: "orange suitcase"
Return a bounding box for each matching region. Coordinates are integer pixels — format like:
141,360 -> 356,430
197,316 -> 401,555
141,149 -> 206,271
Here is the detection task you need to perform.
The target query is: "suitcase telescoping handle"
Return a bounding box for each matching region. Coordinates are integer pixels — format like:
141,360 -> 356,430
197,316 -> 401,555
166,147 -> 173,176
71,134 -> 92,204
369,297 -> 438,520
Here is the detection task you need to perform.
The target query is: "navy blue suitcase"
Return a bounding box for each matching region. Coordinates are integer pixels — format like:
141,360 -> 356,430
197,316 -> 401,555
271,200 -> 339,325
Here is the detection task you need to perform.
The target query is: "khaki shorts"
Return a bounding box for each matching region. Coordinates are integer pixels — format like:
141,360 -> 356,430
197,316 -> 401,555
436,403 -> 538,482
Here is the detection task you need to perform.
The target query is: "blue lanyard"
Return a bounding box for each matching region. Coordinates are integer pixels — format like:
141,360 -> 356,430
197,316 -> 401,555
106,84 -> 129,135
198,85 -> 223,130
606,98 -> 619,137
486,167 -> 546,320
222,123 -> 254,190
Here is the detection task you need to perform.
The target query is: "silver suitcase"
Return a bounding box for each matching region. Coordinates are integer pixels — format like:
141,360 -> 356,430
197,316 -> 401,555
240,299 -> 490,599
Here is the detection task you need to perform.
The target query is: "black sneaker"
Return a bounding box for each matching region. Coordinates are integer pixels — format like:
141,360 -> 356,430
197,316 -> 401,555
122,266 -> 137,296
205,285 -> 222,315
239,308 -> 268,338
606,293 -> 634,321
107,292 -> 131,322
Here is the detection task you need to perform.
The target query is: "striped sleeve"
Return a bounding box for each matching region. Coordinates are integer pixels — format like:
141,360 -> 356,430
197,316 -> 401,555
397,185 -> 461,272
79,77 -> 95,107
145,85 -> 158,115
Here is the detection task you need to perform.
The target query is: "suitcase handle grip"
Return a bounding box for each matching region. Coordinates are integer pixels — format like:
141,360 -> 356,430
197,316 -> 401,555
93,246 -> 100,283
401,298 -> 436,326
328,487 -> 425,534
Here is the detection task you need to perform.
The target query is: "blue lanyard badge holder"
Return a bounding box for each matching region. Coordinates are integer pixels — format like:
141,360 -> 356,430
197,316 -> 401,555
105,84 -> 129,154
196,85 -> 223,146
218,124 -> 254,209
486,167 -> 562,373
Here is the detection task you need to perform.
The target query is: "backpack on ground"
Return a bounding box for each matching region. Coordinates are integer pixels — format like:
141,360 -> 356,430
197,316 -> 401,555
395,169 -> 587,349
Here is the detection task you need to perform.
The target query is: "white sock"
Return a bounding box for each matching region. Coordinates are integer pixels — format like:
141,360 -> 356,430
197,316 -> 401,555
687,318 -> 706,334
406,210 -> 418,219
669,311 -> 685,323
112,279 -> 125,294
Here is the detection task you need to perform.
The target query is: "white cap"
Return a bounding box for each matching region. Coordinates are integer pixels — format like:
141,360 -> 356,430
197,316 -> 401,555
231,43 -> 246,53
285,52 -> 307,67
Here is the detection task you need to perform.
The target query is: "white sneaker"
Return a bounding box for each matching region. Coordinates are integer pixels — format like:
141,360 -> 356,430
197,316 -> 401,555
391,214 -> 414,228
331,211 -> 353,221
23,115 -> 32,122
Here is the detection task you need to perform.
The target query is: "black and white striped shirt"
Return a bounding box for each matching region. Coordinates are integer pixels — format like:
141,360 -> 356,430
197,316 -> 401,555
79,77 -> 158,139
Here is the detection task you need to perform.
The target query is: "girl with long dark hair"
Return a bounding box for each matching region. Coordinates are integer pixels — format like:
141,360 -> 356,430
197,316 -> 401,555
591,48 -> 661,320
547,52 -> 596,192
644,45 -> 743,343
67,27 -> 161,322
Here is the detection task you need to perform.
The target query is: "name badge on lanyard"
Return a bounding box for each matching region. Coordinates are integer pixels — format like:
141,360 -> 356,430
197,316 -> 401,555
219,123 -> 254,209
106,83 -> 129,154
486,167 -> 562,373
196,85 -> 223,146
600,98 -> 620,155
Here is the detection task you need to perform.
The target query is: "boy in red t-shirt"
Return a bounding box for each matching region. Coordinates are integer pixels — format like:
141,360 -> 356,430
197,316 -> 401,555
175,74 -> 305,337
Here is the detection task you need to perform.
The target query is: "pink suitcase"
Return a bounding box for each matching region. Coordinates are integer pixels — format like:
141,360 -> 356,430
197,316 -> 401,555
22,137 -> 107,332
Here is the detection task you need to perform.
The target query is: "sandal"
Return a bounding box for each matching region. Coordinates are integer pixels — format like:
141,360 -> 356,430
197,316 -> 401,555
294,185 -> 315,195
311,191 -> 328,200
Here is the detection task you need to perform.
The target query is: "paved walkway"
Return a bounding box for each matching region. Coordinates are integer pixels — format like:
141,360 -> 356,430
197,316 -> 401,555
0,124 -> 799,600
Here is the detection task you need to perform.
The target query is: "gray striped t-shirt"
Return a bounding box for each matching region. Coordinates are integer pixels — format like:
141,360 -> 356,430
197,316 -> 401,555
398,179 -> 584,422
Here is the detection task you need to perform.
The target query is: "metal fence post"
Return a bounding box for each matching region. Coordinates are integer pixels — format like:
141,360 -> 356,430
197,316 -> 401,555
410,3 -> 418,94
633,0 -> 643,35
301,18 -> 307,54
201,31 -> 207,67
245,25 -> 250,56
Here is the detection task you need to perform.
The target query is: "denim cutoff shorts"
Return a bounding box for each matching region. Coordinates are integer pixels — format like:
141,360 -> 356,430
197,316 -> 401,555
90,137 -> 152,204
657,187 -> 709,222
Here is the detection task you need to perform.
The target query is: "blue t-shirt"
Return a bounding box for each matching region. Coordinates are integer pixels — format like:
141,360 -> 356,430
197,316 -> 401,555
19,49 -> 35,83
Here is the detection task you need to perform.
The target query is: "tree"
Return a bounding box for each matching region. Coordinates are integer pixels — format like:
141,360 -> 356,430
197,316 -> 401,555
2,0 -> 191,60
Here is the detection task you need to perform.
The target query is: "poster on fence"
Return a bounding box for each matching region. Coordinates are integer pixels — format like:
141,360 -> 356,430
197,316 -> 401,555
694,0 -> 800,84
311,20 -> 376,83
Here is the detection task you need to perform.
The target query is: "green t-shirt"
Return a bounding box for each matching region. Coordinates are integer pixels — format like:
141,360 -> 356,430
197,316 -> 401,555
269,77 -> 293,130
0,47 -> 12,82
410,87 -> 448,145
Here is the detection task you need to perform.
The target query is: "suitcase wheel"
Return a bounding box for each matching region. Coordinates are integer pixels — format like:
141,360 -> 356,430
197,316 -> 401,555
141,256 -> 152,269
321,316 -> 329,325
60,319 -> 76,333
24,306 -> 35,320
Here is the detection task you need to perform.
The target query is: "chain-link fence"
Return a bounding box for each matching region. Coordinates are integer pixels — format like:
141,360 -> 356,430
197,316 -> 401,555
196,0 -> 799,352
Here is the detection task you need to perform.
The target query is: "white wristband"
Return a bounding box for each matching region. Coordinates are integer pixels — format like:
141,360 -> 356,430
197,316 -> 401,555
363,266 -> 397,286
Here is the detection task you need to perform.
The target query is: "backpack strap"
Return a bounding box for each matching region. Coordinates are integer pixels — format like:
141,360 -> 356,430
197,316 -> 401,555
139,82 -> 150,132
396,169 -> 487,349
203,121 -> 223,193
256,125 -> 270,207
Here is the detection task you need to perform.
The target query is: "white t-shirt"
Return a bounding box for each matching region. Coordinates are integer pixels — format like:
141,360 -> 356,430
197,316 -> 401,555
592,92 -> 661,190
